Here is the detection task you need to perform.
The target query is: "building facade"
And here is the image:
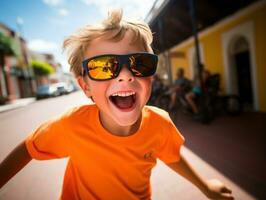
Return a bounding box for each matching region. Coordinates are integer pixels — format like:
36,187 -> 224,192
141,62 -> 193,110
148,0 -> 266,112
0,23 -> 36,101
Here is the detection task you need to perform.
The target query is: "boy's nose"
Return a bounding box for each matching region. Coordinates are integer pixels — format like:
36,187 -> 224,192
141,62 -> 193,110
117,64 -> 134,82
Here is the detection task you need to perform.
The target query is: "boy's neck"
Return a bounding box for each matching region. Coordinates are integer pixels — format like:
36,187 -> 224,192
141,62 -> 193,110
99,112 -> 142,137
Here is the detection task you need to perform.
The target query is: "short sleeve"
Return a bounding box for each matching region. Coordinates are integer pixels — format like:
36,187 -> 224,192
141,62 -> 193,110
25,116 -> 69,160
156,121 -> 185,163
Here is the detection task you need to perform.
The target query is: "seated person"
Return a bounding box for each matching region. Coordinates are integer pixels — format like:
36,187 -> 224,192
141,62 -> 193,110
152,75 -> 164,95
169,68 -> 191,110
185,69 -> 210,114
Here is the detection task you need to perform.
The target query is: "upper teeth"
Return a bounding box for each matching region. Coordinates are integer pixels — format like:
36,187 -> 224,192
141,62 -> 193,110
111,91 -> 135,97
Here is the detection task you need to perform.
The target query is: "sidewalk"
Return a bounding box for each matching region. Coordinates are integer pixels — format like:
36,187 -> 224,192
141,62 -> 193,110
0,98 -> 36,113
172,110 -> 266,199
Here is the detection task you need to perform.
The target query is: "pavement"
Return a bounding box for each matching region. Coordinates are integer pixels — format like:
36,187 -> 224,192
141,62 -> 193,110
171,110 -> 266,200
0,98 -> 36,113
0,96 -> 265,199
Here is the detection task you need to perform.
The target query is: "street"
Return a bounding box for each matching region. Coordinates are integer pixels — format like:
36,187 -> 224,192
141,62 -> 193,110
0,91 -> 256,200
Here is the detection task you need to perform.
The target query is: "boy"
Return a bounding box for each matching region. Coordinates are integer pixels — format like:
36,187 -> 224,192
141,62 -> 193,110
0,10 -> 234,200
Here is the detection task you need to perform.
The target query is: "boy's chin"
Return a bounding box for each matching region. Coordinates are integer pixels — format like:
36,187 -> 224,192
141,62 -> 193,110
109,102 -> 143,127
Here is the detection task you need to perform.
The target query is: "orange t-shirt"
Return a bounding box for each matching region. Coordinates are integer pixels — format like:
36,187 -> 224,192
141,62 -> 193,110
25,104 -> 184,200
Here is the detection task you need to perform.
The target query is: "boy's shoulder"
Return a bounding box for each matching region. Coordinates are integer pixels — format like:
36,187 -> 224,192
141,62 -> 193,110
143,105 -> 172,123
59,104 -> 98,121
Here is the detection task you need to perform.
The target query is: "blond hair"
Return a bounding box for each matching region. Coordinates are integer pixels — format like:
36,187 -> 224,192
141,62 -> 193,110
63,10 -> 154,77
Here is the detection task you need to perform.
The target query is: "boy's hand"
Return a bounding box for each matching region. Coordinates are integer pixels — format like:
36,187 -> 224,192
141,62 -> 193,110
167,155 -> 234,199
204,179 -> 234,200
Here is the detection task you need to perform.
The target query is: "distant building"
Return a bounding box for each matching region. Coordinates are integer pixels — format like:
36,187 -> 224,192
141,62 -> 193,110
30,52 -> 60,71
0,23 -> 36,101
147,0 -> 266,112
30,51 -> 74,86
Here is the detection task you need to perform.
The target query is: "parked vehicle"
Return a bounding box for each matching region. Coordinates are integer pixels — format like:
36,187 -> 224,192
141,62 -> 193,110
53,82 -> 74,95
36,85 -> 60,99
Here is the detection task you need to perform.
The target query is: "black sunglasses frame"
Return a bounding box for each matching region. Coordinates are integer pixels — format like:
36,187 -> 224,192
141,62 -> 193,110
82,52 -> 158,81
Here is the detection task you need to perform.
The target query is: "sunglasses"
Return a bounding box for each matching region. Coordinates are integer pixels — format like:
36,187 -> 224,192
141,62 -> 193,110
82,52 -> 158,81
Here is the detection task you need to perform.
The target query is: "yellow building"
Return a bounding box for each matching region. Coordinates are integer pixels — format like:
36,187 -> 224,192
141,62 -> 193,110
147,0 -> 266,112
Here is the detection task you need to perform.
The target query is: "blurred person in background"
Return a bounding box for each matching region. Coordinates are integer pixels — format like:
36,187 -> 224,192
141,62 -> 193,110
169,68 -> 191,110
185,69 -> 210,115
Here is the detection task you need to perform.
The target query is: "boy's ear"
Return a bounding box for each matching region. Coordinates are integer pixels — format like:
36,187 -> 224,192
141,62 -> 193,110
77,76 -> 92,98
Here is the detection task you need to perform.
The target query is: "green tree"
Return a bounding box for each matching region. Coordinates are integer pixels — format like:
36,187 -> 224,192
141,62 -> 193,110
31,60 -> 55,76
0,32 -> 15,56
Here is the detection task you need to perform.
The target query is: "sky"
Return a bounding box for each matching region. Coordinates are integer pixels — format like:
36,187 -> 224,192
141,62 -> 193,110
0,0 -> 157,72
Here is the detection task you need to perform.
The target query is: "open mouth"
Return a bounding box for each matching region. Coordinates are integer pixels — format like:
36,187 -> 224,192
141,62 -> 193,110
109,91 -> 136,110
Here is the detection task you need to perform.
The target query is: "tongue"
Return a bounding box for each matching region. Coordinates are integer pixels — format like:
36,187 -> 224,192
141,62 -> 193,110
112,96 -> 134,109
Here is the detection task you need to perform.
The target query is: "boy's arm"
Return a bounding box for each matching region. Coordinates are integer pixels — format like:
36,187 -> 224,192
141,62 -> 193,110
0,140 -> 32,188
167,154 -> 234,200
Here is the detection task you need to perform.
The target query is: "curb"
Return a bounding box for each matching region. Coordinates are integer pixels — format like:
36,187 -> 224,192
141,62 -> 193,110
0,98 -> 36,113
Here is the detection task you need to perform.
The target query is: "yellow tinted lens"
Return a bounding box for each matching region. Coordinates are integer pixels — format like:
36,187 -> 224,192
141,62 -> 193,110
88,56 -> 118,80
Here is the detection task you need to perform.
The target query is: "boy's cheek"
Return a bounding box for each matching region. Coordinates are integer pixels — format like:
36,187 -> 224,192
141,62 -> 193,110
143,76 -> 153,85
145,77 -> 153,89
141,77 -> 153,99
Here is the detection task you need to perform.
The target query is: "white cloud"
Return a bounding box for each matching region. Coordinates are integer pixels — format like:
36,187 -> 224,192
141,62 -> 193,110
56,53 -> 70,72
58,8 -> 69,16
80,0 -> 156,20
43,0 -> 63,7
16,17 -> 24,25
28,39 -> 58,52
28,39 -> 70,72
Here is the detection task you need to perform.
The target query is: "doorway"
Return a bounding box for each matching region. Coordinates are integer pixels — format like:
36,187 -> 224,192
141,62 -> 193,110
232,37 -> 253,110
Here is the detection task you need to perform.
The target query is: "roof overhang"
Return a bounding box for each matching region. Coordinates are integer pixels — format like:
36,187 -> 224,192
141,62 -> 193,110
146,0 -> 259,54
